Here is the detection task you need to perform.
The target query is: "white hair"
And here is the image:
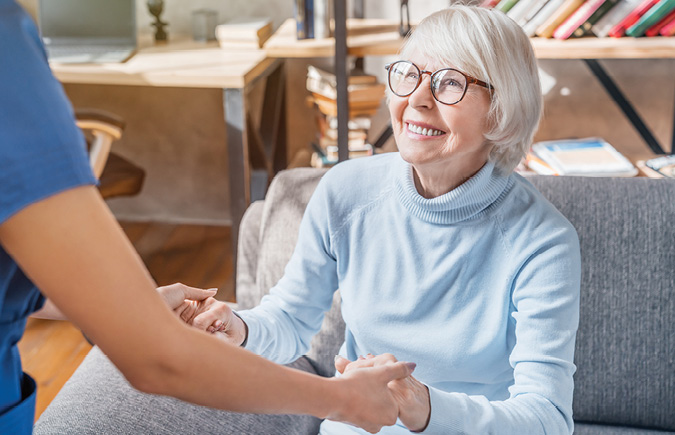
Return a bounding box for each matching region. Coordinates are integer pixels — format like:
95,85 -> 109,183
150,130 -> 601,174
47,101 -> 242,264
398,5 -> 542,174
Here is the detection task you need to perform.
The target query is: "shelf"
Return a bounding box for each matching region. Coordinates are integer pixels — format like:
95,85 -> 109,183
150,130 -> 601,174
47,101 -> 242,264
265,18 -> 675,60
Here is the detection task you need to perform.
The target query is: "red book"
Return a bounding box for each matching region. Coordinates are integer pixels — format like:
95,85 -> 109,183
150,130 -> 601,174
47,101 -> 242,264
645,7 -> 675,35
480,0 -> 500,8
607,0 -> 660,37
660,14 -> 675,33
554,0 -> 608,39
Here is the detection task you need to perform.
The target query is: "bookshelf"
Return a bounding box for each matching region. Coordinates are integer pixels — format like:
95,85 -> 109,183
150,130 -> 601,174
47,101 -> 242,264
266,18 -> 675,59
264,17 -> 675,157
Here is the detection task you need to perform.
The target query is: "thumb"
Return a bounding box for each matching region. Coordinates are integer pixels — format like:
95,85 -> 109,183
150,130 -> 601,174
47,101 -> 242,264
334,355 -> 350,374
379,361 -> 417,382
183,286 -> 217,301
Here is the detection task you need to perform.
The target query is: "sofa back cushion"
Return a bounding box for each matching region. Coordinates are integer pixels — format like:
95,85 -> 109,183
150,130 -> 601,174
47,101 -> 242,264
528,176 -> 674,431
250,168 -> 674,428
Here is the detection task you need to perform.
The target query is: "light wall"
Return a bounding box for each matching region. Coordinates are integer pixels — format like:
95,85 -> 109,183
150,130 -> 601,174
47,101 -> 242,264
16,0 -> 674,224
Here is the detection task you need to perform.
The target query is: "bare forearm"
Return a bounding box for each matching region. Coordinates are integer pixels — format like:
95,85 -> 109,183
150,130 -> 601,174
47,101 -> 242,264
0,186 -> 336,418
146,324 -> 337,417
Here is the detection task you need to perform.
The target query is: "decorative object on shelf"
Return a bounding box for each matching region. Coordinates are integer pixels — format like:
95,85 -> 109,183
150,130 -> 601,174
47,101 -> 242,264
147,0 -> 168,42
400,0 -> 411,36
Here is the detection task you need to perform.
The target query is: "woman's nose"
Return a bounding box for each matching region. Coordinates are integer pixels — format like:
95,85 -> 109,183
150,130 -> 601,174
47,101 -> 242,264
408,74 -> 435,109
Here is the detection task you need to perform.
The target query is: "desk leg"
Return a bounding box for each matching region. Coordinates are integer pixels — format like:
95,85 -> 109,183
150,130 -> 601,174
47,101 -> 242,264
584,59 -> 666,155
224,87 -> 249,293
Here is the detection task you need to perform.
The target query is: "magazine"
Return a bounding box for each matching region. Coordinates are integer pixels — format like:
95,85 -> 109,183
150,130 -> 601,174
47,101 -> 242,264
644,155 -> 675,178
531,137 -> 637,177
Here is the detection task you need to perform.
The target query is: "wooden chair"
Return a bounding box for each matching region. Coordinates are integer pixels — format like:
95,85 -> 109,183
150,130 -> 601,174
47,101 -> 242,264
75,109 -> 145,199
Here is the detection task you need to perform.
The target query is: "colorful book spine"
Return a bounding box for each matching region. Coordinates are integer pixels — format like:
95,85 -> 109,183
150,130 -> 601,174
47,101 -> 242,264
495,0 -> 521,13
305,0 -> 315,39
659,11 -> 675,33
645,7 -> 675,35
592,0 -> 643,37
572,0 -> 619,37
480,0 -> 501,8
554,0 -> 608,39
518,0 -> 555,25
607,0 -> 660,37
536,0 -> 586,38
625,0 -> 675,36
295,0 -> 307,39
524,0 -> 567,36
507,0 -> 538,23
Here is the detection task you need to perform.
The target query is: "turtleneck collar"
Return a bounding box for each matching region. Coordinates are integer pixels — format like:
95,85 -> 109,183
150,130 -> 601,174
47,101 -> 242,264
394,153 -> 513,224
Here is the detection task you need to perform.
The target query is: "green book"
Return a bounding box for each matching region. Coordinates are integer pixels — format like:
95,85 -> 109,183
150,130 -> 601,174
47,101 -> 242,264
626,0 -> 675,37
495,0 -> 520,13
573,0 -> 621,37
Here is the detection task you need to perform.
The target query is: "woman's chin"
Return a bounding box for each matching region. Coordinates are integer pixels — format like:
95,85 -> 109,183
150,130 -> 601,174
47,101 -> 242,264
398,148 -> 441,167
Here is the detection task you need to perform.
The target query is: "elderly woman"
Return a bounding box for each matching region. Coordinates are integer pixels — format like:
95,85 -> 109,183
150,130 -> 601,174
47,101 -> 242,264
193,5 -> 581,434
37,5 -> 580,435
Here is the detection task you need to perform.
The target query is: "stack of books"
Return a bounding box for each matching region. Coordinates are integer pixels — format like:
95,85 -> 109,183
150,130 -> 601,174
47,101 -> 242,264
482,0 -> 675,38
215,17 -> 273,49
524,137 -> 638,176
306,65 -> 384,167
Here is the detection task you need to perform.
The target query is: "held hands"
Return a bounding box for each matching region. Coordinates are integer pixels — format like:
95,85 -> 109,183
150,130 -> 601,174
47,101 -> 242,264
155,283 -> 247,346
328,359 -> 418,434
335,353 -> 431,433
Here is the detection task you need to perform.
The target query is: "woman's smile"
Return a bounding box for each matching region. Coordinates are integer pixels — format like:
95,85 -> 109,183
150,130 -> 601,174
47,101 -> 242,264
405,121 -> 447,139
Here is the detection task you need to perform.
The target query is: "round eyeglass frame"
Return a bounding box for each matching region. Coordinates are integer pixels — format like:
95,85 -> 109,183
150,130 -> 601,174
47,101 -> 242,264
384,60 -> 494,105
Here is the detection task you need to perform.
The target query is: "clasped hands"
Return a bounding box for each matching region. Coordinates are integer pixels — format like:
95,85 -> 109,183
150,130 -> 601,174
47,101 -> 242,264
335,354 -> 431,432
156,283 -> 430,432
155,283 -> 247,347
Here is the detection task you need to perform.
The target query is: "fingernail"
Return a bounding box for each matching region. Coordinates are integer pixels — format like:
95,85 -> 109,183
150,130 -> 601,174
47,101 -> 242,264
405,362 -> 417,372
334,355 -> 342,362
358,355 -> 365,360
214,320 -> 223,328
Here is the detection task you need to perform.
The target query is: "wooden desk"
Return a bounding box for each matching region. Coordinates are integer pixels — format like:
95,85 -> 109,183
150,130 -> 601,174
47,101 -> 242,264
51,39 -> 286,283
265,18 -> 675,155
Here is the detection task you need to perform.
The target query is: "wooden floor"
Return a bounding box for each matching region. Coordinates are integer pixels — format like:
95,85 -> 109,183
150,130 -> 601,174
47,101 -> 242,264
17,222 -> 234,421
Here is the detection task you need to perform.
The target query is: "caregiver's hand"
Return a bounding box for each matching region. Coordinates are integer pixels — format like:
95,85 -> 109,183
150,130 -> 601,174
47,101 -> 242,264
336,353 -> 431,433
330,360 -> 418,433
156,282 -> 216,312
169,294 -> 248,346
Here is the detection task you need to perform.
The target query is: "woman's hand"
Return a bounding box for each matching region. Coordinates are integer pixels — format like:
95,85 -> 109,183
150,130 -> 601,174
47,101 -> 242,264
335,353 -> 431,433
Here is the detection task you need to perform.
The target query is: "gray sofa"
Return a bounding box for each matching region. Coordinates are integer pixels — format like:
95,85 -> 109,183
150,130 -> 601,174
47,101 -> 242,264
36,168 -> 675,434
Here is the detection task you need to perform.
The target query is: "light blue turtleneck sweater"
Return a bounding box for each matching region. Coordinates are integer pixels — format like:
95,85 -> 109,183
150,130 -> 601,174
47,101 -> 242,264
239,152 -> 580,435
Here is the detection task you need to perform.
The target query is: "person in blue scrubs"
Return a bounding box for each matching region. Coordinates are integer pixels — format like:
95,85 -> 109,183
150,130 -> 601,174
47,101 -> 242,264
0,1 -> 416,433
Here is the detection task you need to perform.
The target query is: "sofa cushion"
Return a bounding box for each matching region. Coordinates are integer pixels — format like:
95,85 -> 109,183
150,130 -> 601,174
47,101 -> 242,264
528,176 -> 674,431
34,347 -> 321,435
574,422 -> 675,434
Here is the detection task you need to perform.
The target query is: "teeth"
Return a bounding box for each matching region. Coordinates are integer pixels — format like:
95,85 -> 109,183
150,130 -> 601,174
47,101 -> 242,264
408,123 -> 443,137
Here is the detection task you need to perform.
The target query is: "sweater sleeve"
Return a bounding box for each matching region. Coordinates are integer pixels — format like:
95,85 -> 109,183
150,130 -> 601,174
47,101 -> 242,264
419,227 -> 581,435
237,176 -> 339,364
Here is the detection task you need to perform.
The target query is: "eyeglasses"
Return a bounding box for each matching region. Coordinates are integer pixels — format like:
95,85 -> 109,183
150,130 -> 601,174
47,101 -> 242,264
385,60 -> 494,105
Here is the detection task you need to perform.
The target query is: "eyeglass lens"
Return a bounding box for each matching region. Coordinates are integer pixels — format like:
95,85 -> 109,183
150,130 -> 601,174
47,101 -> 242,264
388,61 -> 467,105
